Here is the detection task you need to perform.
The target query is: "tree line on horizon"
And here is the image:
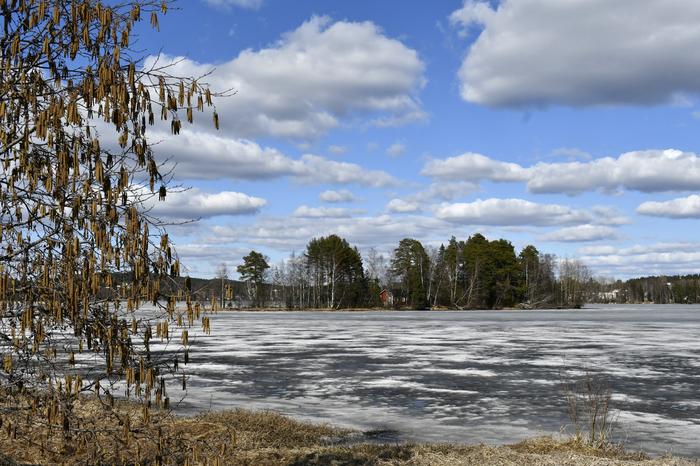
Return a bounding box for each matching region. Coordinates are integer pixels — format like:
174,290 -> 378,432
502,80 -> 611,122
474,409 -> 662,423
210,237 -> 700,309
210,233 -> 593,310
591,274 -> 700,304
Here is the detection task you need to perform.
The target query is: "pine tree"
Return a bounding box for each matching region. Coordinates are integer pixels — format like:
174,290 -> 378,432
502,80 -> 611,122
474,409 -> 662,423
237,250 -> 270,307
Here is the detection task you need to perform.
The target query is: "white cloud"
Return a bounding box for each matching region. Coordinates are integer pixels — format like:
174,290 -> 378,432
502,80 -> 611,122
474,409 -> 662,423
147,16 -> 425,140
176,244 -> 248,261
293,205 -> 361,218
152,129 -> 297,180
319,190 -> 357,203
450,0 -> 700,107
541,225 -> 620,243
576,245 -> 619,256
435,198 -> 591,226
637,194 -> 700,218
590,251 -> 700,267
386,198 -> 421,213
203,0 -> 262,10
578,242 -> 700,277
590,206 -> 631,226
175,243 -> 251,277
449,0 -> 495,36
578,242 -> 698,257
526,149 -> 700,195
295,154 -> 397,187
206,214 -> 452,252
423,149 -> 700,195
150,129 -> 397,187
409,181 -> 479,203
386,143 -> 407,158
421,152 -> 528,182
148,188 -> 266,219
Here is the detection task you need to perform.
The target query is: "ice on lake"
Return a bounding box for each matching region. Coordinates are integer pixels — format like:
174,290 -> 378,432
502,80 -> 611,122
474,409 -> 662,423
170,304 -> 700,457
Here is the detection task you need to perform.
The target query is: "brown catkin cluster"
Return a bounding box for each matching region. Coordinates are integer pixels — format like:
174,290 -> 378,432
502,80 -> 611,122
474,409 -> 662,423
0,0 -> 222,461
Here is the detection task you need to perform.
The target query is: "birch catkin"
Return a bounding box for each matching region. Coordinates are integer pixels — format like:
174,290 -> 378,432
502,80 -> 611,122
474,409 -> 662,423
0,0 -> 221,453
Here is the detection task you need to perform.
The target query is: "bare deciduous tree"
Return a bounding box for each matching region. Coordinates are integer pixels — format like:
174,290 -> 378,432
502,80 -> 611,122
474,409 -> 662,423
216,262 -> 229,308
0,0 -> 225,460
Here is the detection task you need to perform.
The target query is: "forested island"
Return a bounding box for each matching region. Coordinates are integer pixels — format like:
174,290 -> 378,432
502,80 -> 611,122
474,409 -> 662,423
175,234 -> 700,311
174,233 -> 588,310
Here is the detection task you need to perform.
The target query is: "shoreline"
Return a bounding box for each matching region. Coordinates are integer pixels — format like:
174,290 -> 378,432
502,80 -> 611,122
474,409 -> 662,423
1,400 -> 696,465
207,303 -> 677,312
216,306 -> 539,312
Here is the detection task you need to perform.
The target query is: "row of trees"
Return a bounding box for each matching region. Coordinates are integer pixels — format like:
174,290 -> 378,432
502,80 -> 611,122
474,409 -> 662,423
232,234 -> 593,310
262,236 -> 366,309
593,274 -> 700,304
383,235 -> 592,309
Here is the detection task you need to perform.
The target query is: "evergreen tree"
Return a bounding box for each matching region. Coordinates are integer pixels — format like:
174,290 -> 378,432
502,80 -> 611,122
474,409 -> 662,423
463,233 -> 491,308
390,238 -> 429,308
488,239 -> 521,308
237,251 -> 270,307
305,235 -> 365,308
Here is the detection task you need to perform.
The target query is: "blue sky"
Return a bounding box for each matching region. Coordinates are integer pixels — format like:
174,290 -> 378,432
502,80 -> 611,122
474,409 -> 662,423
141,0 -> 700,278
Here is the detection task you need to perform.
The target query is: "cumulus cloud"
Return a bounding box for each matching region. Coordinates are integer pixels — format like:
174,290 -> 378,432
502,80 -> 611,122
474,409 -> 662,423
386,143 -> 407,158
294,154 -> 397,187
636,194 -> 700,218
450,0 -> 700,107
541,225 -> 620,243
578,242 -> 698,257
175,243 -> 251,277
578,242 -> 700,277
146,16 -> 425,140
176,244 -> 248,261
590,206 -> 631,226
206,214 -> 452,252
449,0 -> 495,35
386,199 -> 421,213
434,198 -> 591,226
319,190 -> 357,203
151,129 -> 297,180
423,149 -> 700,195
408,181 -> 479,203
150,129 -> 397,187
421,152 -> 528,182
526,150 -> 700,195
148,188 -> 266,219
575,245 -> 619,256
293,205 -> 362,218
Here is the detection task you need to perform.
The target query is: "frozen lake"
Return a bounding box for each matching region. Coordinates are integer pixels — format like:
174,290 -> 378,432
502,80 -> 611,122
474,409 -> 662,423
174,304 -> 700,457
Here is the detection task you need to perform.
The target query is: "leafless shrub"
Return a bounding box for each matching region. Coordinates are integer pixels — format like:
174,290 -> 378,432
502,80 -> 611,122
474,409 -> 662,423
561,367 -> 618,449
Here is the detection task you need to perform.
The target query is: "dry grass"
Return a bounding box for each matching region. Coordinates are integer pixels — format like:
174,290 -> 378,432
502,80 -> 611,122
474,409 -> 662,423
510,436 -> 650,460
0,399 -> 697,466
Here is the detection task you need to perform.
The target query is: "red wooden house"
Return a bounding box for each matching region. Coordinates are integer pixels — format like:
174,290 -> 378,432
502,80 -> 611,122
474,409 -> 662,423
379,289 -> 394,306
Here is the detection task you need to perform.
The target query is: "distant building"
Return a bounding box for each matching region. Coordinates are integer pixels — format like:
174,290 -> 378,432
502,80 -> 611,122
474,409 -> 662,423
379,289 -> 394,307
598,289 -> 620,302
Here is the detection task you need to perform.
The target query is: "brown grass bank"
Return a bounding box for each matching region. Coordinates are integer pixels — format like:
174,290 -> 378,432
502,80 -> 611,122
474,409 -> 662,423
0,399 -> 697,466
